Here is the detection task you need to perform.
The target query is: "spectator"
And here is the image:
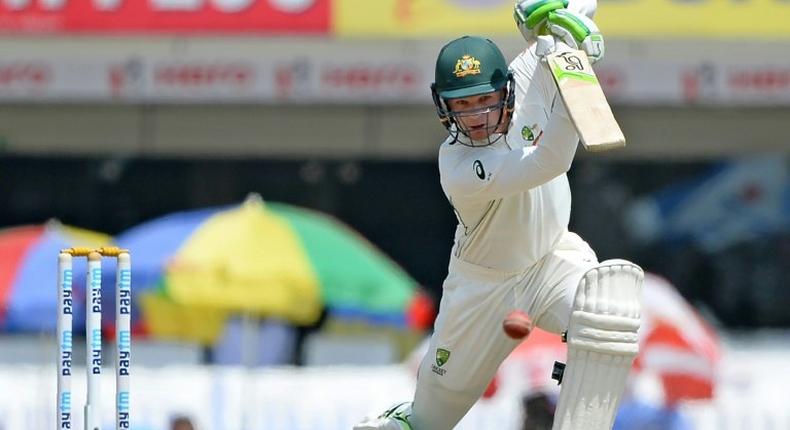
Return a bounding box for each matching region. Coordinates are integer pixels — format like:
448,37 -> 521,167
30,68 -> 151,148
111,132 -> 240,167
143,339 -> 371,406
170,415 -> 195,430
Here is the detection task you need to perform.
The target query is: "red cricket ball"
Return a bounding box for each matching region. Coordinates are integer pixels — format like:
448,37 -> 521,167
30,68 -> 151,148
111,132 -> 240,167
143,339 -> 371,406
502,310 -> 532,339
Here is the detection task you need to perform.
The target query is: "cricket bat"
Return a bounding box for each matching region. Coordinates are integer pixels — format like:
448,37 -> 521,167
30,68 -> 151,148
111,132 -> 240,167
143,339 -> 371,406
546,49 -> 625,152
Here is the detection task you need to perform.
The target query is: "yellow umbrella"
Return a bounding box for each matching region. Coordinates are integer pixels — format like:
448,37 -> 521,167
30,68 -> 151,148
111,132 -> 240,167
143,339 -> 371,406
126,195 -> 422,345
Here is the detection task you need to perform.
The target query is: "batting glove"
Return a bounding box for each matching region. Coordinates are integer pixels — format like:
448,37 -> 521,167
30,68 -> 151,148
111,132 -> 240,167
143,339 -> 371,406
514,0 -> 569,42
546,9 -> 605,63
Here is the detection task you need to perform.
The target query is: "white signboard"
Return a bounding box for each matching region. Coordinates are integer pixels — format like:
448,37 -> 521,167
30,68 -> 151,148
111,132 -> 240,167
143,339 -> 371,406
0,54 -> 789,105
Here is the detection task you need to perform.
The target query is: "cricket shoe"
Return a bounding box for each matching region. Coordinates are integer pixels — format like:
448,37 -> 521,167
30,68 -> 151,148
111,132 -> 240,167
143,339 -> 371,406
353,401 -> 413,430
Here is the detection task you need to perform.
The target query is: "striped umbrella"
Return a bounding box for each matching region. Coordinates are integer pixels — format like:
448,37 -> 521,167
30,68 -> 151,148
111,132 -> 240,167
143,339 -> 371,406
0,221 -> 111,332
634,273 -> 721,404
116,194 -> 430,344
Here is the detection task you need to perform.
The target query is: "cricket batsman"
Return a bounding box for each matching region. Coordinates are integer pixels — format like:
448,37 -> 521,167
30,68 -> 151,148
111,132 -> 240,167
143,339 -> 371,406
354,0 -> 643,429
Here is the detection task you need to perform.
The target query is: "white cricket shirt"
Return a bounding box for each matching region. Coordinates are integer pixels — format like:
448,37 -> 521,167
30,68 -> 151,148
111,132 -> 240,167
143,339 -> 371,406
438,46 -> 580,273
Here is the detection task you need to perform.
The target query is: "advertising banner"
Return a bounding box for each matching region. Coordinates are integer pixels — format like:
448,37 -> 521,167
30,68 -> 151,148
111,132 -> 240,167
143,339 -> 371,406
272,57 -> 426,103
597,0 -> 790,39
333,0 -> 790,39
333,0 -> 514,38
1,53 -> 789,105
1,0 -> 787,37
108,58 -> 270,101
0,55 -> 433,104
0,0 -> 329,34
2,0 -> 787,37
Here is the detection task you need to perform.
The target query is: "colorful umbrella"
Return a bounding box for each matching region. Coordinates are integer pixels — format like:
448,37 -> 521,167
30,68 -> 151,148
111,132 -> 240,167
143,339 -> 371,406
0,221 -> 111,332
115,194 -> 429,343
634,273 -> 721,404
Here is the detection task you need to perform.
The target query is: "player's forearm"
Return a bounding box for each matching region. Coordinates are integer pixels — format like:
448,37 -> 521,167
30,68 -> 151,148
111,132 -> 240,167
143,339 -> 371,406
447,117 -> 578,202
529,100 -> 579,176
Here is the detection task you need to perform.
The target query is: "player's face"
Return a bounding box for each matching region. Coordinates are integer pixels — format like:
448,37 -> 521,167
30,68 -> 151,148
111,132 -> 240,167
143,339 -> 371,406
446,90 -> 506,141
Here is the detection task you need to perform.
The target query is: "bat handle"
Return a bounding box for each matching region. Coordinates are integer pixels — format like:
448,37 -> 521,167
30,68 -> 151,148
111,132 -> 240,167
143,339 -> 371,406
536,35 -> 574,60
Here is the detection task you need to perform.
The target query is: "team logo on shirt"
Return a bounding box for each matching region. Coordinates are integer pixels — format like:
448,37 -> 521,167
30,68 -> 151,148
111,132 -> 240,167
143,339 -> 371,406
436,348 -> 450,367
454,55 -> 481,78
521,124 -> 536,142
432,348 -> 451,375
473,160 -> 486,180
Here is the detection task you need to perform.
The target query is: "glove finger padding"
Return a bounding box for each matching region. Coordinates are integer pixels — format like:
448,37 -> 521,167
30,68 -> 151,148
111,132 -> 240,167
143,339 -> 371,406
547,9 -> 605,63
514,0 -> 569,41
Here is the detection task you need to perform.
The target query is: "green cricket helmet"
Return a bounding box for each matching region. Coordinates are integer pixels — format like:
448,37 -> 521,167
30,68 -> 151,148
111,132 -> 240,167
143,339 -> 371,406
431,35 -> 515,146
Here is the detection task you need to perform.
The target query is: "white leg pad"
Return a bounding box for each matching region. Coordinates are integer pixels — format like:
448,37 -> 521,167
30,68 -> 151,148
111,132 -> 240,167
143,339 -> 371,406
552,259 -> 643,430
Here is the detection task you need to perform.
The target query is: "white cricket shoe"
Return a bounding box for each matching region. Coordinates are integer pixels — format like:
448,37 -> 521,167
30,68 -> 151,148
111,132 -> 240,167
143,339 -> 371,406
353,401 -> 413,430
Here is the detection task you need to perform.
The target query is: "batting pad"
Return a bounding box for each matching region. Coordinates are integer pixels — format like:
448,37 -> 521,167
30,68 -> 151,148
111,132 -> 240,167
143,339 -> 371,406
552,259 -> 643,430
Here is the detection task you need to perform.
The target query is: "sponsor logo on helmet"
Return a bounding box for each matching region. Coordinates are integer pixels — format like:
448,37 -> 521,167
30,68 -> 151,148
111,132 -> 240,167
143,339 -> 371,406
454,55 -> 481,78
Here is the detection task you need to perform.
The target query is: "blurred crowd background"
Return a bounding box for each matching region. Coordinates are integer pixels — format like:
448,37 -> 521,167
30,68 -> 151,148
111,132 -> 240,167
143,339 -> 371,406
0,0 -> 788,429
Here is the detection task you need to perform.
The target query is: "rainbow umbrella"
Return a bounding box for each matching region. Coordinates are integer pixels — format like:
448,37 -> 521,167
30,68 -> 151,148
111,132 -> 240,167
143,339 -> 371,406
0,221 -> 111,332
116,195 -> 428,344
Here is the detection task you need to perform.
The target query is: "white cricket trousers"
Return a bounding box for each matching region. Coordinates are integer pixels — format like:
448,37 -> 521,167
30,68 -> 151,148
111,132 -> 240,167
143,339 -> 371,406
411,231 -> 598,430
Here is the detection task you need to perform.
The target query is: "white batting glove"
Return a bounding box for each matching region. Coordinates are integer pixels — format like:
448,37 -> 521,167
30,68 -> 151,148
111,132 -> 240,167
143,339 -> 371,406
514,0 -> 569,41
546,9 -> 605,63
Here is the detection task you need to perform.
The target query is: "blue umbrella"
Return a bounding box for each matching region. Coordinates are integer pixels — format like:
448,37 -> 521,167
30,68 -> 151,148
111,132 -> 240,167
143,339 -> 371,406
0,222 -> 111,332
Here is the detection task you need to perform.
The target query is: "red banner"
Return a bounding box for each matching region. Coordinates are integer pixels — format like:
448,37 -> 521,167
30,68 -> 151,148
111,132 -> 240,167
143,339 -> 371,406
0,0 -> 329,34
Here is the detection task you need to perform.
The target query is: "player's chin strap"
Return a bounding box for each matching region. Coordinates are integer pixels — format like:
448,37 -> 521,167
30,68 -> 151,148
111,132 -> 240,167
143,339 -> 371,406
551,259 -> 643,430
431,73 -> 516,147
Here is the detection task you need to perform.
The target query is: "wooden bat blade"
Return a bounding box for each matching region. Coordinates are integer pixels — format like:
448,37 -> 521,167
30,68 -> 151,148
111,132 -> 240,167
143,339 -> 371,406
546,49 -> 625,152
